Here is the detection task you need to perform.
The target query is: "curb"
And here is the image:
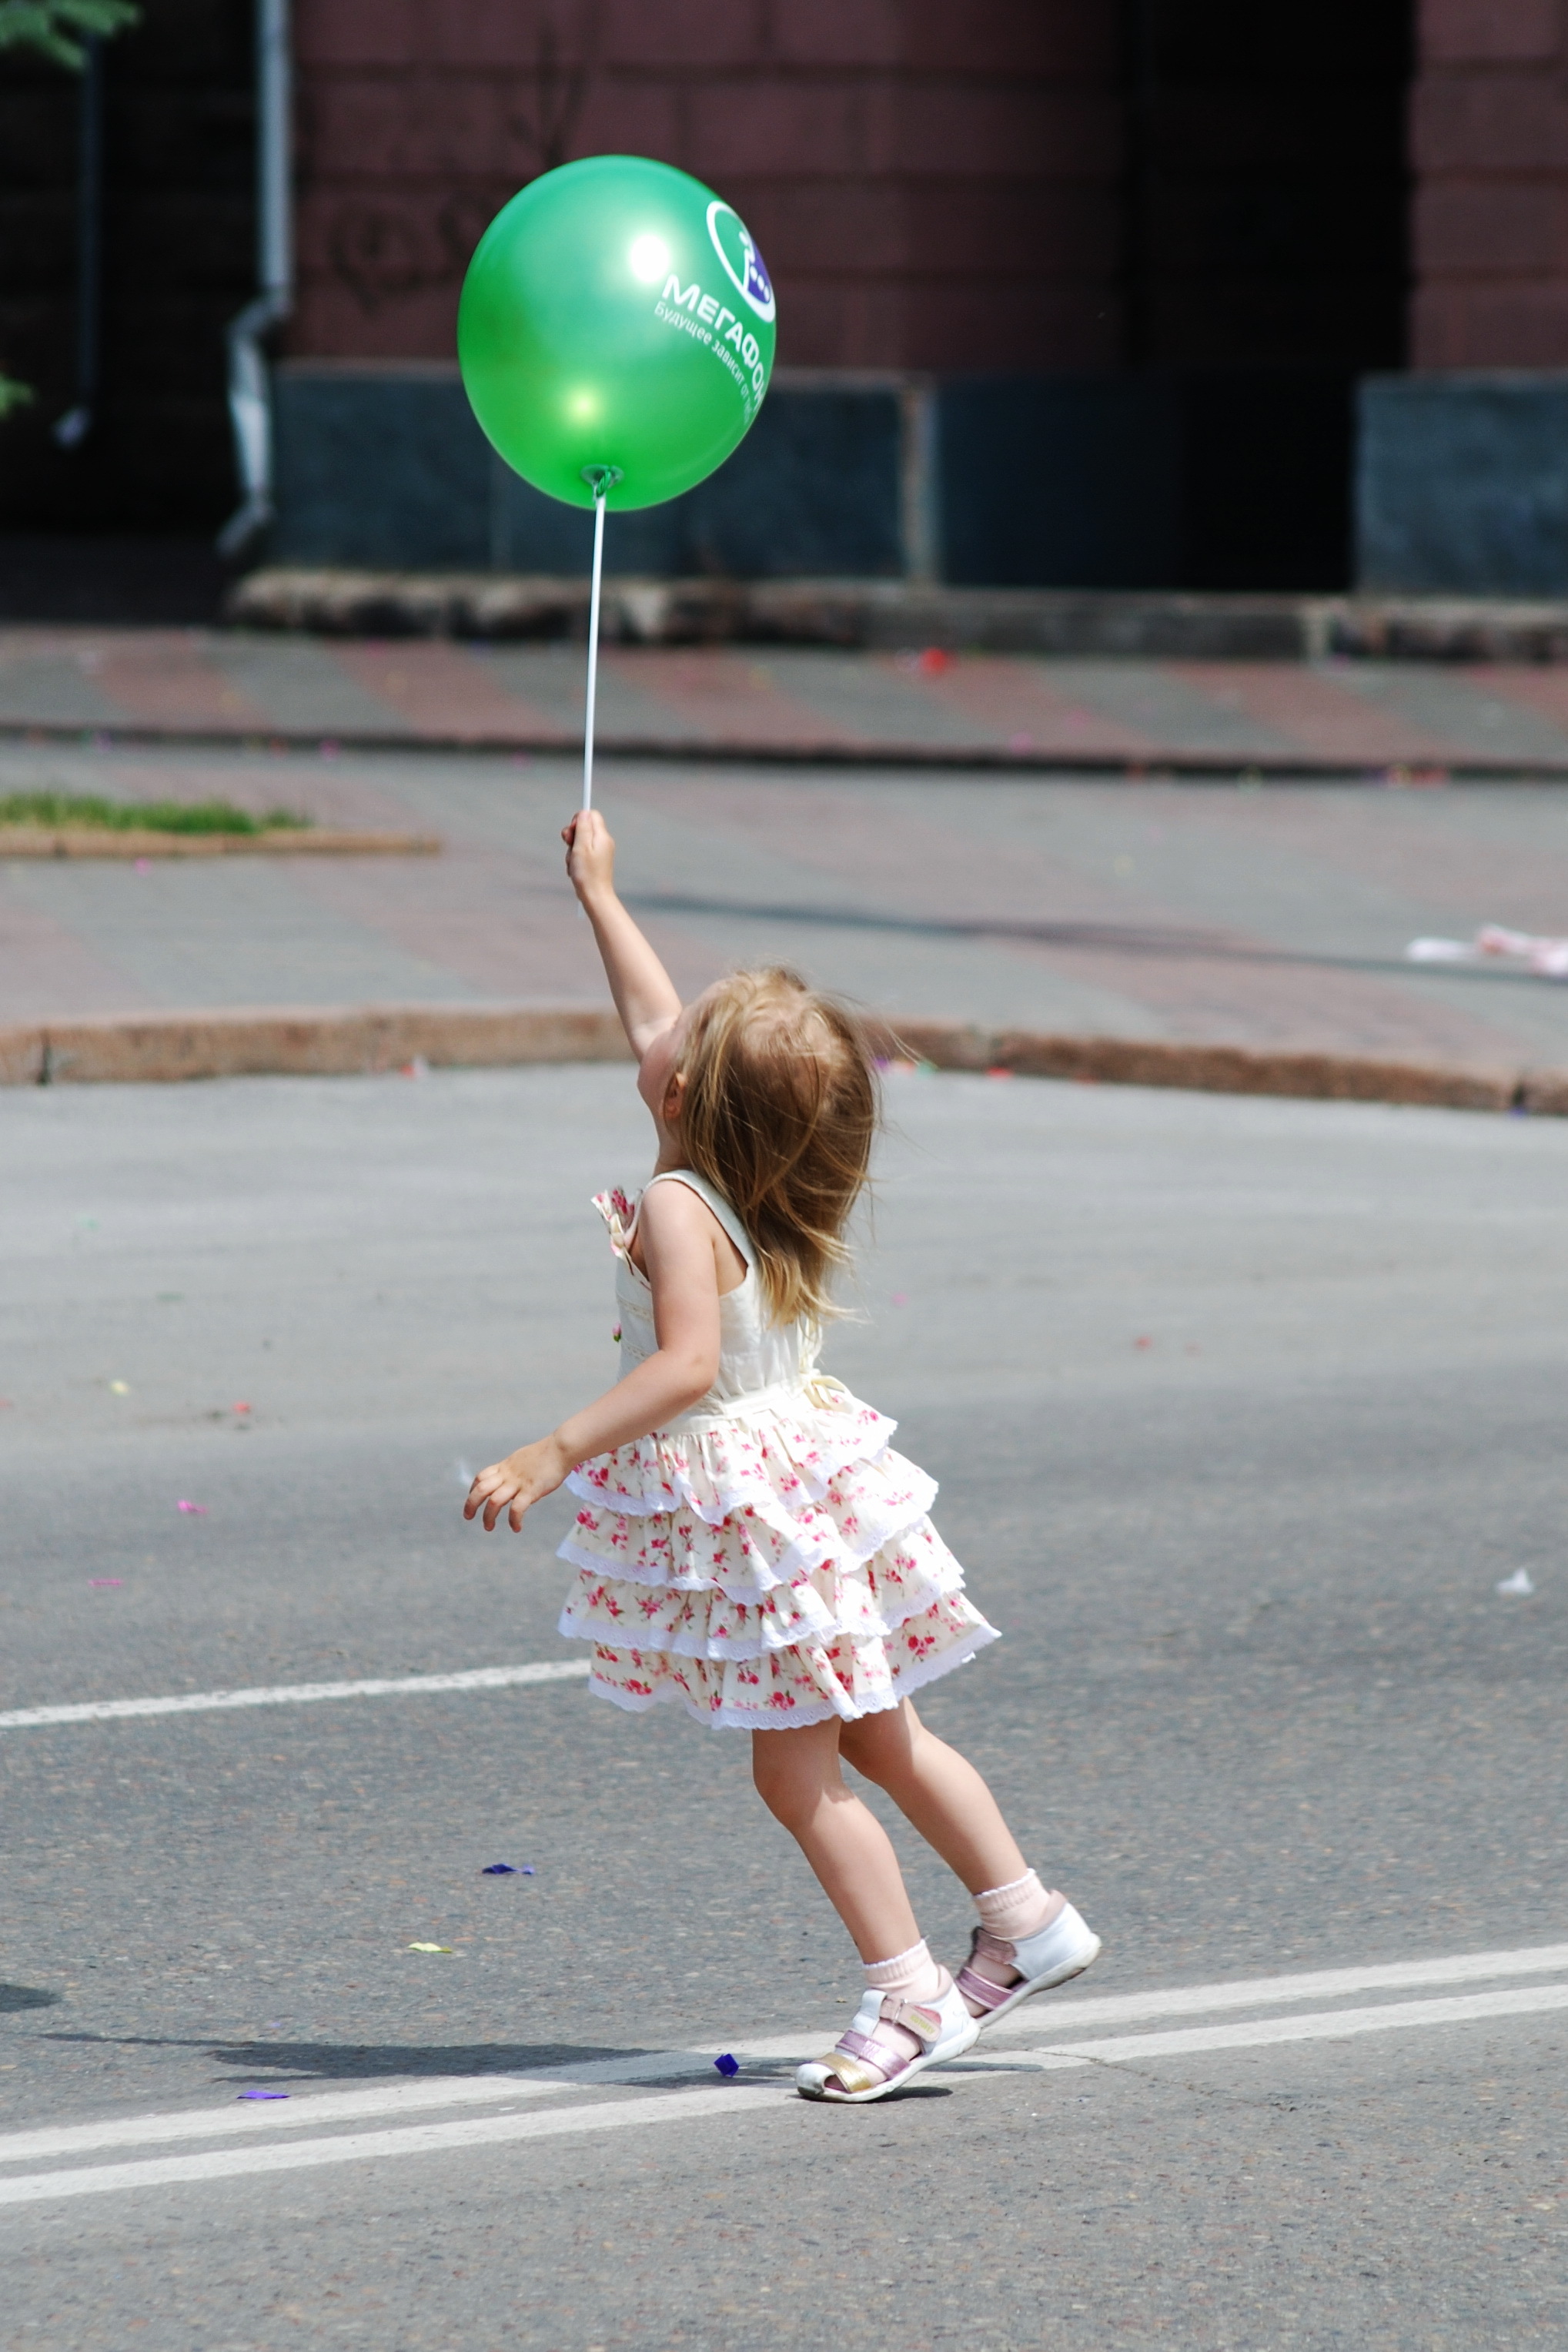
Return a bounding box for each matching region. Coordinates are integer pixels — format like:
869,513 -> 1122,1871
2,719 -> 1563,784
0,1005 -> 631,1086
225,571 -> 1568,667
0,828 -> 440,860
2,1002 -> 1563,1115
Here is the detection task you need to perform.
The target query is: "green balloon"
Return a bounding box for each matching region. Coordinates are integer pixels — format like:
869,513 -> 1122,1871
457,154 -> 777,512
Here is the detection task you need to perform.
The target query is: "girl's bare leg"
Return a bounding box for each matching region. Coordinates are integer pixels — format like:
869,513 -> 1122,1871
838,1699 -> 1030,1894
751,1719 -> 920,1962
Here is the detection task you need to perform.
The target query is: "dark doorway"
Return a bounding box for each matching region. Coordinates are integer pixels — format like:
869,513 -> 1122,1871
0,0 -> 253,612
1122,0 -> 1414,588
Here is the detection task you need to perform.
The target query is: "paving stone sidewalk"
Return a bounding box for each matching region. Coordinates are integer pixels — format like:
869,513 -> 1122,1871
4,734 -> 1568,1076
12,627 -> 1568,773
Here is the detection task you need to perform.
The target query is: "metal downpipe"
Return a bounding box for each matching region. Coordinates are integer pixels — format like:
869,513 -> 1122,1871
219,0 -> 292,557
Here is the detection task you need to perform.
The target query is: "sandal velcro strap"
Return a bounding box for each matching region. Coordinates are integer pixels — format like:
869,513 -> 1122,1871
837,2029 -> 898,2069
955,1964 -> 1015,2012
811,2050 -> 887,2098
822,1995 -> 944,2092
879,1997 -> 942,2045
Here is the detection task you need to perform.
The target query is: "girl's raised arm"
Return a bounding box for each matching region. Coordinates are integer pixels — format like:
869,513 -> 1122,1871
562,809 -> 682,1059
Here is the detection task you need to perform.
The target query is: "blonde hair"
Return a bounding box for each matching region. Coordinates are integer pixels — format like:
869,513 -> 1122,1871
677,968 -> 877,1327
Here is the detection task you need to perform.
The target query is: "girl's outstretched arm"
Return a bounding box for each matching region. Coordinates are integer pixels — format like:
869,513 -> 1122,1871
463,1182 -> 724,1533
562,808 -> 682,1059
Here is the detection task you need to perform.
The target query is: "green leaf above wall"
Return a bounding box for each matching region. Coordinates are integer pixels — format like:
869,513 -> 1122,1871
0,0 -> 139,72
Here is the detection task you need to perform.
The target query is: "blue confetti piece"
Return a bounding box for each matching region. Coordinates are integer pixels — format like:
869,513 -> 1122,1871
522,1865 -> 535,1875
482,1863 -> 517,1875
238,2089 -> 289,2101
714,2053 -> 740,2078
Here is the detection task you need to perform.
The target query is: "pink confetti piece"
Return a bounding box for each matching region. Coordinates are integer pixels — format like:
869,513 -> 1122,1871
1134,1336 -> 1153,1350
89,1577 -> 122,1588
176,1499 -> 208,1514
232,1401 -> 252,1414
890,1293 -> 908,1307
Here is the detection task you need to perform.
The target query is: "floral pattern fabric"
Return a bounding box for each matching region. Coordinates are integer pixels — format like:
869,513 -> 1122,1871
557,1188 -> 1000,1730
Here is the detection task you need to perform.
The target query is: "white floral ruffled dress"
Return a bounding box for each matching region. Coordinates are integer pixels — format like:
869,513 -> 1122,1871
557,1169 -> 998,1729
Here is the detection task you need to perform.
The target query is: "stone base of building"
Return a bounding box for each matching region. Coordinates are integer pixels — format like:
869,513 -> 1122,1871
269,362 -> 1362,594
225,567 -> 1568,664
1358,373 -> 1568,595
269,362 -> 1568,604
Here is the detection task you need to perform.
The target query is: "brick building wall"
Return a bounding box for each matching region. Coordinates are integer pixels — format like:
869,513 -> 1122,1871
1411,0 -> 1568,366
289,0 -> 1123,372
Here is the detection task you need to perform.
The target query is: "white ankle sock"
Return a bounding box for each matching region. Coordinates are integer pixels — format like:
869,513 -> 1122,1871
973,1869 -> 1063,1945
863,1938 -> 943,2004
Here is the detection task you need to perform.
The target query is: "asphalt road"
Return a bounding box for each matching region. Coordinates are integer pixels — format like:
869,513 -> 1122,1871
2,1066 -> 1565,2350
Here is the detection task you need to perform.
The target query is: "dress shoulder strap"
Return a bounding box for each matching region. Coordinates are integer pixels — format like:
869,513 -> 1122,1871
641,1169 -> 755,1268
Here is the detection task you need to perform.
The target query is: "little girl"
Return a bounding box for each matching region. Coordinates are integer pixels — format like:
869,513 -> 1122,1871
464,808 -> 1100,2103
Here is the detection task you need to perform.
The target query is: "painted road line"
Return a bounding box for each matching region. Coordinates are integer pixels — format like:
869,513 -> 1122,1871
0,2046 -> 747,2171
5,1965 -> 1568,2200
974,1980 -> 1568,2074
724,1937 -> 1568,2065
0,2086 -> 789,2209
6,1939 -> 1566,2172
5,1979 -> 1567,2211
0,2075 -> 576,2170
0,1659 -> 590,1732
978,1937 -> 1568,2041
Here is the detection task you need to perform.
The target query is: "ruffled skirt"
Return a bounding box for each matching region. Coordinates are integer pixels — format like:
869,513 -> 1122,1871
557,1389 -> 998,1729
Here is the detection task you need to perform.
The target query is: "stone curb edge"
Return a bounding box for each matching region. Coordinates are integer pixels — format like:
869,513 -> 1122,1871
2,720 -> 1563,784
0,828 -> 440,860
226,571 -> 1568,667
2,1003 -> 1563,1116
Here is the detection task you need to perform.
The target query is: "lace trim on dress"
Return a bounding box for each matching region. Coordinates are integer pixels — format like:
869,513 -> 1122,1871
582,1614 -> 1001,1730
558,1522 -> 966,1661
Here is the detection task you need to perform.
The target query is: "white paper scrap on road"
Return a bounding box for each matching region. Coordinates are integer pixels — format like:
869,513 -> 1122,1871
0,1658 -> 590,1731
1406,923 -> 1568,977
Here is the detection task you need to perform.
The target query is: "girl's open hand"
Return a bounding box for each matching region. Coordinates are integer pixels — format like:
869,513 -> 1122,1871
562,808 -> 615,906
463,1435 -> 570,1534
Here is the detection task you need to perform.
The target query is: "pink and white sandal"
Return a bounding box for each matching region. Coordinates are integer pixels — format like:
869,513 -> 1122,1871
957,1899 -> 1102,2031
796,1970 -> 979,2104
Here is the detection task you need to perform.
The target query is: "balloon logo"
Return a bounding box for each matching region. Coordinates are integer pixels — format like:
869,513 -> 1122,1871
457,154 -> 777,513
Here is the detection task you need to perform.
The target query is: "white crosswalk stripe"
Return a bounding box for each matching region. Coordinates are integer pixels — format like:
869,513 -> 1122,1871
0,1658 -> 590,1731
1,1938 -> 1563,2210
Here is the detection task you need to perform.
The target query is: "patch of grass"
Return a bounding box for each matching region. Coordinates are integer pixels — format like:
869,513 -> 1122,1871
0,791 -> 311,835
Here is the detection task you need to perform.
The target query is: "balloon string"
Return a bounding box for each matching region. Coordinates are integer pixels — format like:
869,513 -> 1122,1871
581,481 -> 608,815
